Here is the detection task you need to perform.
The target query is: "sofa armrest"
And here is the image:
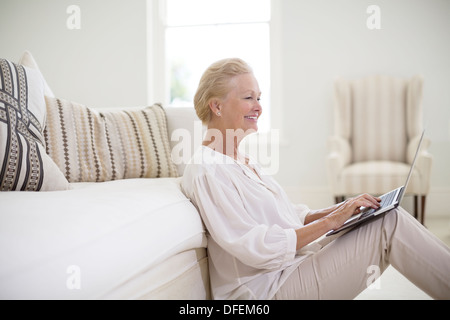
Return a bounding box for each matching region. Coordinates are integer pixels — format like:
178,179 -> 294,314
165,107 -> 205,175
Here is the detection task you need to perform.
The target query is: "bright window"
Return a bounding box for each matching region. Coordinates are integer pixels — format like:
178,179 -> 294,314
164,0 -> 271,131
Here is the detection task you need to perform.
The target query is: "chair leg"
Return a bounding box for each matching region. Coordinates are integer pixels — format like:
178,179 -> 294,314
413,195 -> 418,219
420,195 -> 426,225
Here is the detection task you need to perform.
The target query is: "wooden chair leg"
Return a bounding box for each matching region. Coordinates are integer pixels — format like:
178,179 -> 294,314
420,195 -> 426,225
413,195 -> 418,219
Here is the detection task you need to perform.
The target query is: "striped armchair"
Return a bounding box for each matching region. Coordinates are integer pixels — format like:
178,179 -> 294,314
327,75 -> 432,224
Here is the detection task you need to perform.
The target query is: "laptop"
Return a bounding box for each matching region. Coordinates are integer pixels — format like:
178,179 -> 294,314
326,130 -> 425,237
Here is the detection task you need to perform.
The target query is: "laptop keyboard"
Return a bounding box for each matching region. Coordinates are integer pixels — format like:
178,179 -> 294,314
359,189 -> 397,219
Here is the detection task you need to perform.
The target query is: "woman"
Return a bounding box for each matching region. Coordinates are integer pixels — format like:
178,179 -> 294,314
181,58 -> 450,300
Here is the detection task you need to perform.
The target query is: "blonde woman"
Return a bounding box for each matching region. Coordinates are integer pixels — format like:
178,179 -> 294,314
181,58 -> 450,300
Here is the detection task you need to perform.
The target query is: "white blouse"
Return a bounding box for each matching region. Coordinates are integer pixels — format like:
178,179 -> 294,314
181,146 -> 314,300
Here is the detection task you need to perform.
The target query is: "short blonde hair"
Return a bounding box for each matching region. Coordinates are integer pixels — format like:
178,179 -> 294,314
194,58 -> 253,124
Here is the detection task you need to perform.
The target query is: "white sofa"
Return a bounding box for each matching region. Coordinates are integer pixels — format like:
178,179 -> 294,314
0,53 -> 210,299
0,108 -> 210,300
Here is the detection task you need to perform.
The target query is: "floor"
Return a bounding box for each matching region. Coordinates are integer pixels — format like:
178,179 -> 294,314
355,216 -> 450,300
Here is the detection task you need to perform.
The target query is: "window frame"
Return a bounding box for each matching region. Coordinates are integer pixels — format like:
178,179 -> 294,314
147,0 -> 286,141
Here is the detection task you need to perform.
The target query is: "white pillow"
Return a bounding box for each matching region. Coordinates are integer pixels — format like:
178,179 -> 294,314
17,51 -> 55,98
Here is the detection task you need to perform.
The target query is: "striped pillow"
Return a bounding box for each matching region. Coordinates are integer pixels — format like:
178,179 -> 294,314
44,97 -> 178,182
0,59 -> 69,191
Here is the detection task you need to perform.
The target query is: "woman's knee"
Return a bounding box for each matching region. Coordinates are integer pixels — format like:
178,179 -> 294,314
389,206 -> 421,229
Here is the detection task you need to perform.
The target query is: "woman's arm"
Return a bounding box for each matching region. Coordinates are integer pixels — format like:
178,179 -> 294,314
295,194 -> 381,250
303,203 -> 343,225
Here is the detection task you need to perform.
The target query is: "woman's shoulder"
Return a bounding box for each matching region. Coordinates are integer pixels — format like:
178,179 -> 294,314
182,147 -> 240,188
184,146 -> 233,177
181,147 -> 228,197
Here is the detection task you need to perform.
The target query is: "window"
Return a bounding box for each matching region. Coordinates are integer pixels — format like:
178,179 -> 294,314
162,0 -> 272,132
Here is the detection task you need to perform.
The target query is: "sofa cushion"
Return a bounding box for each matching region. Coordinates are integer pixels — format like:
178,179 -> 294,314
0,178 -> 206,299
0,58 -> 69,191
44,97 -> 178,182
17,51 -> 55,98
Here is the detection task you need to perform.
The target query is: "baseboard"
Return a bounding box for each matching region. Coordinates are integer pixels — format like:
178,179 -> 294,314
283,185 -> 450,219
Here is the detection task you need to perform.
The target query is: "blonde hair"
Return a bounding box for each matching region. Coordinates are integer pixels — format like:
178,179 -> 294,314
194,58 -> 253,124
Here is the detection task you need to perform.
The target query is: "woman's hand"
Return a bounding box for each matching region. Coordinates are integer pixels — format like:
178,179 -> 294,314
296,194 -> 381,250
325,194 -> 381,231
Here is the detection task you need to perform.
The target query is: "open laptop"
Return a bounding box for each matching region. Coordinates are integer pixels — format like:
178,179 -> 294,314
326,130 -> 425,236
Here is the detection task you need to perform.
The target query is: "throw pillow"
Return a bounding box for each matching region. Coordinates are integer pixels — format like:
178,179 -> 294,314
17,51 -> 55,98
44,97 -> 179,182
0,59 -> 70,191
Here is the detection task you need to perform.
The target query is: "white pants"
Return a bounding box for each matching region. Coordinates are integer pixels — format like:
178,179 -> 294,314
274,207 -> 450,299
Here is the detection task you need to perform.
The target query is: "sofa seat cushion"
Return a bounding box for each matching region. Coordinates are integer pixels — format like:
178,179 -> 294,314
0,177 -> 206,299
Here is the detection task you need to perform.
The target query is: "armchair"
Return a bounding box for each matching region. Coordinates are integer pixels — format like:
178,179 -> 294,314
327,75 -> 432,224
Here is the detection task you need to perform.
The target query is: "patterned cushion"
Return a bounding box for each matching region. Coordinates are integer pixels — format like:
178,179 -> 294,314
44,97 -> 179,182
0,59 -> 69,191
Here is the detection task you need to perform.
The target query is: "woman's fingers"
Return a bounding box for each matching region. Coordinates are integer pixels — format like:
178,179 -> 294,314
330,194 -> 382,228
342,197 -> 379,217
356,193 -> 381,209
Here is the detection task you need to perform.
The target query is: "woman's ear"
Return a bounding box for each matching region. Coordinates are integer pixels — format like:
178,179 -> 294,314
209,99 -> 222,117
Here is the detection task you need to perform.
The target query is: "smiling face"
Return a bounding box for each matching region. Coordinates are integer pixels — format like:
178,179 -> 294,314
210,73 -> 262,133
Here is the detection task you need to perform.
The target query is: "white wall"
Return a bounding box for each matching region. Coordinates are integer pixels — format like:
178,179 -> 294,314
0,0 -> 148,108
1,0 -> 449,216
272,0 -> 450,216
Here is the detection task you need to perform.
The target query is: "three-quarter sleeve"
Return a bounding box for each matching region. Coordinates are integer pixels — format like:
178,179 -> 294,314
191,171 -> 297,271
293,203 -> 311,225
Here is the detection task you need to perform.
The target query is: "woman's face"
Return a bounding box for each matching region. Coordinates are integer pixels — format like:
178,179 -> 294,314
217,73 -> 262,133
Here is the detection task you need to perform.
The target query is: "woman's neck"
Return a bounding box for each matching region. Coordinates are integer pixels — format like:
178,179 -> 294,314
202,127 -> 244,161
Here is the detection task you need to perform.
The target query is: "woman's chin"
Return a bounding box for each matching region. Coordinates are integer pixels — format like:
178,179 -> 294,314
243,125 -> 258,135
